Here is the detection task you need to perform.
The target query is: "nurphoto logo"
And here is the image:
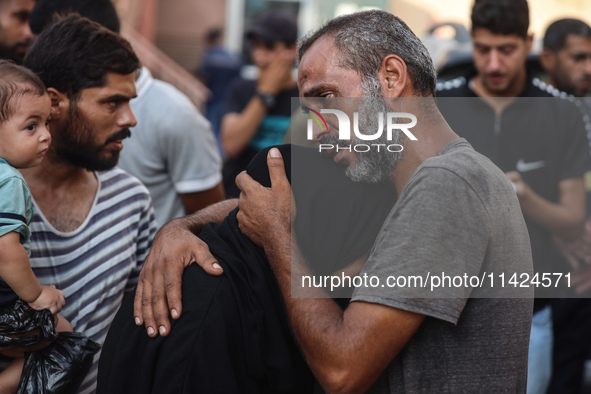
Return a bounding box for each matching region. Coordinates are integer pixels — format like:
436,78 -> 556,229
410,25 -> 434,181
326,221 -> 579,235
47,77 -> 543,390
303,107 -> 418,153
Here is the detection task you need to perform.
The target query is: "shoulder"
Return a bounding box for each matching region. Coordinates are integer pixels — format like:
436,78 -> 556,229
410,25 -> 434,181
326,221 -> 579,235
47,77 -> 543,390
134,78 -> 195,112
0,164 -> 29,195
436,76 -> 469,97
412,141 -> 510,211
530,77 -> 569,98
97,168 -> 151,201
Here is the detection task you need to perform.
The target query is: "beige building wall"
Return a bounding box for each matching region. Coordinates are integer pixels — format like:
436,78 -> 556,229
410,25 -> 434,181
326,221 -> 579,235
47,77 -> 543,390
154,0 -> 227,72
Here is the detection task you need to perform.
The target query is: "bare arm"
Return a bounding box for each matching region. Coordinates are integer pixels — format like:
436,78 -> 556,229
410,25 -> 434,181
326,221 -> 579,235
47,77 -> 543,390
235,149 -> 425,392
221,105 -> 268,159
133,198 -> 238,337
0,232 -> 65,314
508,172 -> 586,239
178,182 -> 225,215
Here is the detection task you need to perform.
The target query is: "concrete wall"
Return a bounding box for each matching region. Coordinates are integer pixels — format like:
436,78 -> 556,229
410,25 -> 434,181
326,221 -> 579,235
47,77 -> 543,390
154,0 -> 227,72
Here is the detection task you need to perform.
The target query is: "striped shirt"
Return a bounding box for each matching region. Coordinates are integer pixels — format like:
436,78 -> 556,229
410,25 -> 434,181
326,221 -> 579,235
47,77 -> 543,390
29,168 -> 157,394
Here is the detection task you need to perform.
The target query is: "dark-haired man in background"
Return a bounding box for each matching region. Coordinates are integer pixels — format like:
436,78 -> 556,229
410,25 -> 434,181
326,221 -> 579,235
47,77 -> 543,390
540,18 -> 591,394
22,15 -> 157,393
29,0 -> 225,229
0,0 -> 34,63
541,18 -> 591,98
437,1 -> 591,393
220,10 -> 299,197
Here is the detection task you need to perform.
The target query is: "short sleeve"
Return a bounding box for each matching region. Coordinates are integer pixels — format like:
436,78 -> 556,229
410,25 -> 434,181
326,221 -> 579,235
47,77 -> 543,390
351,166 -> 492,324
0,176 -> 31,244
157,85 -> 223,194
224,78 -> 253,115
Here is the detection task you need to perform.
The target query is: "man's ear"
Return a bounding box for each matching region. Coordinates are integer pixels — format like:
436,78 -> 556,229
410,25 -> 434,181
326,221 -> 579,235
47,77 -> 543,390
539,48 -> 556,74
46,88 -> 69,120
378,54 -> 408,98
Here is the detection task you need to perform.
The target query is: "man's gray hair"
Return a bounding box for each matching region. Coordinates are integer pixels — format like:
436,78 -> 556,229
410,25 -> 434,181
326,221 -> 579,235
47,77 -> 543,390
298,10 -> 436,96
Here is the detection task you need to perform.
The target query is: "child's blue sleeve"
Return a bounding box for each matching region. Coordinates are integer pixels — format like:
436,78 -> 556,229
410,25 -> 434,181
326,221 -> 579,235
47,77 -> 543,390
0,176 -> 32,245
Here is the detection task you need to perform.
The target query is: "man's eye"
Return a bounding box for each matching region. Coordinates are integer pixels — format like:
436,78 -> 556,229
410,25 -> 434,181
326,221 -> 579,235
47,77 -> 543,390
573,54 -> 587,62
15,12 -> 29,23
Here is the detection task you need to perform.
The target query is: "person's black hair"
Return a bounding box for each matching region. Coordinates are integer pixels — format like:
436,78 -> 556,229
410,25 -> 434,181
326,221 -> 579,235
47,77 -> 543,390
543,18 -> 591,52
206,28 -> 223,45
298,10 -> 436,97
23,14 -> 139,101
0,60 -> 47,124
29,0 -> 120,34
471,0 -> 529,39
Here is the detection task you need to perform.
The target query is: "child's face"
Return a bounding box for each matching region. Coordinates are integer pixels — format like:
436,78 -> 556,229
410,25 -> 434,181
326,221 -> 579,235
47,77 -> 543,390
0,92 -> 51,169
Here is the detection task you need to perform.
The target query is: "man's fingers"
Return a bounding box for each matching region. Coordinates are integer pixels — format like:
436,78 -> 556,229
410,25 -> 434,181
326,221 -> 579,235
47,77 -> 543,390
140,279 -> 158,337
133,280 -> 145,325
235,171 -> 255,193
163,264 -> 186,321
267,148 -> 287,188
194,244 -> 223,276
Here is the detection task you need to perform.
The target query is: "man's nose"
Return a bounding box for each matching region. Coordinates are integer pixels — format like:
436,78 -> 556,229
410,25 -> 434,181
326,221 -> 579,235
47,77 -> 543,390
584,56 -> 591,76
488,50 -> 502,71
23,23 -> 34,42
120,104 -> 137,128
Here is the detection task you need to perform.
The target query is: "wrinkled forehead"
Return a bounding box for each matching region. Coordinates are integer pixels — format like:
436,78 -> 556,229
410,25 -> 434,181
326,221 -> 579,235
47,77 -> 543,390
299,37 -> 342,92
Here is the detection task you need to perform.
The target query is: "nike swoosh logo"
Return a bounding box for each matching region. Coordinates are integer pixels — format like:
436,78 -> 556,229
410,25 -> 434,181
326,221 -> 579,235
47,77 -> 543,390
516,159 -> 546,172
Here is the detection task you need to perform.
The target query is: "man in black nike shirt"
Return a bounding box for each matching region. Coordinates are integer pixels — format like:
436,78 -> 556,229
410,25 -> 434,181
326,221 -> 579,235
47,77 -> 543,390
437,1 -> 591,393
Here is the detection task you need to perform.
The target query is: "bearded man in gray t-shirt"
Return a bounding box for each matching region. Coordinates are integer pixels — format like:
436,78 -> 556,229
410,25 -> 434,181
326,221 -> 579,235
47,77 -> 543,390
134,10 -> 534,394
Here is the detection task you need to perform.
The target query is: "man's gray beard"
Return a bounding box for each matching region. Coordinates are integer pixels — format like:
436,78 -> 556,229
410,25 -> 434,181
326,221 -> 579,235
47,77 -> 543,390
344,77 -> 403,184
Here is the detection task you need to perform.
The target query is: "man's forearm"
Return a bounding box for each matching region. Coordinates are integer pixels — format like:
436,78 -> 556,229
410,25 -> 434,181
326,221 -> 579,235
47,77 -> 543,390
221,99 -> 268,159
173,198 -> 238,234
265,234 -> 423,393
519,178 -> 586,239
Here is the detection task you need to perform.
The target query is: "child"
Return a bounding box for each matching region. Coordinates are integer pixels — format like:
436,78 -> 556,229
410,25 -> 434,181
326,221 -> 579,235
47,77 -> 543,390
0,60 -> 72,393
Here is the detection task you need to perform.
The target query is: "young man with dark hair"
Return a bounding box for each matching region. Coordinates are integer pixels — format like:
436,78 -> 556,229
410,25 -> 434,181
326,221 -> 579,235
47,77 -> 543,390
437,1 -> 591,393
0,0 -> 34,63
134,10 -> 533,393
220,10 -> 299,197
22,15 -> 158,393
539,18 -> 591,394
541,18 -> 591,98
29,0 -> 225,228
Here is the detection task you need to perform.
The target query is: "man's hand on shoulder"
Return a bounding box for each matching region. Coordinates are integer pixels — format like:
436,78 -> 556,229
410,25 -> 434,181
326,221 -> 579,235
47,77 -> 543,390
133,214 -> 225,338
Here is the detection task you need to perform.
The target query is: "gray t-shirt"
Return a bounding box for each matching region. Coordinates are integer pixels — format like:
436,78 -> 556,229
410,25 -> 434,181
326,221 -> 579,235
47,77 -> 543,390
351,138 -> 533,393
119,68 -> 222,227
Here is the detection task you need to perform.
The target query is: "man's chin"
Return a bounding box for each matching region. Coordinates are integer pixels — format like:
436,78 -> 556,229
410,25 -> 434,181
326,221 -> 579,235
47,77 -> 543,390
0,50 -> 25,64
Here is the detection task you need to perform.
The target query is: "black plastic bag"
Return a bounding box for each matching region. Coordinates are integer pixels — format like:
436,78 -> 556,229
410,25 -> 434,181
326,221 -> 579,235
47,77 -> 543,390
17,332 -> 100,394
0,299 -> 56,347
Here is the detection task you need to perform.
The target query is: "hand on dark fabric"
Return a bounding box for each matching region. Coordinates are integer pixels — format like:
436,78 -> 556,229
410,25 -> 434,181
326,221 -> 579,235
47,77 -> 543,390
236,148 -> 294,251
133,217 -> 222,338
